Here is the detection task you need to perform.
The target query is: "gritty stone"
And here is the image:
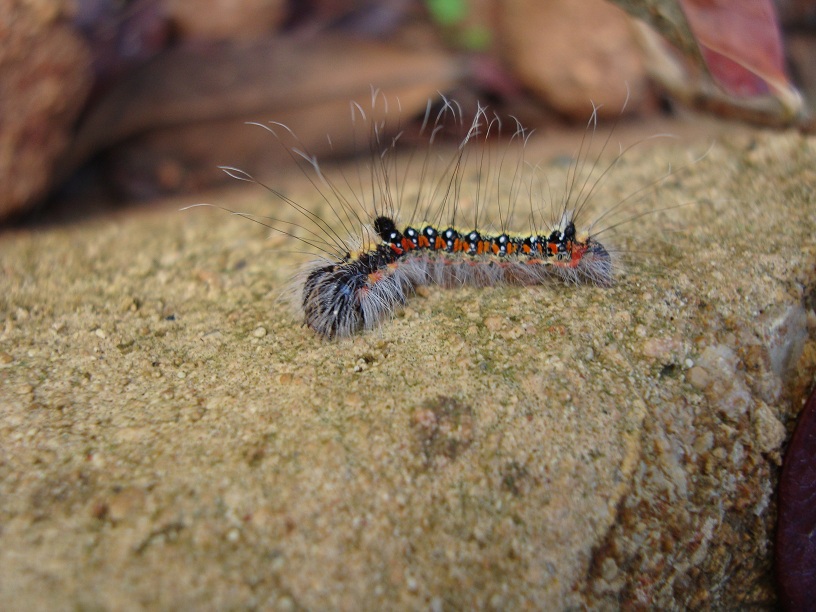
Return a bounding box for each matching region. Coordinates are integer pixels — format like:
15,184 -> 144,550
642,335 -> 684,362
0,121 -> 814,611
696,344 -> 753,422
601,557 -> 619,582
766,304 -> 808,378
753,401 -> 787,454
14,383 -> 33,396
693,430 -> 715,454
483,315 -> 504,332
686,365 -> 710,390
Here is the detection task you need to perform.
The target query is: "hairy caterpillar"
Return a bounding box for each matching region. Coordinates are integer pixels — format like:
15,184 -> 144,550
190,93 -> 683,339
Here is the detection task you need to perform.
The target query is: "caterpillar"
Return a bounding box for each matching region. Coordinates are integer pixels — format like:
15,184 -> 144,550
195,94 -> 680,340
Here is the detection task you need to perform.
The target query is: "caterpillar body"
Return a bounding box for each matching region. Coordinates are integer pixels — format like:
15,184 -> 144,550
211,95 -> 674,340
299,213 -> 612,339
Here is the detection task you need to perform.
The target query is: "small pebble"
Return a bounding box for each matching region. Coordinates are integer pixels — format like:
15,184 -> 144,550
685,366 -> 709,390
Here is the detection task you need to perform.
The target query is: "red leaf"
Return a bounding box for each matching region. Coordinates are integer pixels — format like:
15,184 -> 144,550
678,0 -> 789,98
776,386 -> 816,610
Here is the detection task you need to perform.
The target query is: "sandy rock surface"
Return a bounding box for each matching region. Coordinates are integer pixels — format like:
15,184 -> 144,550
1,121 -> 814,609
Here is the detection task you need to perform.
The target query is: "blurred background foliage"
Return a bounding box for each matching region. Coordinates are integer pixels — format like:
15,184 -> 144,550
0,0 -> 812,220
